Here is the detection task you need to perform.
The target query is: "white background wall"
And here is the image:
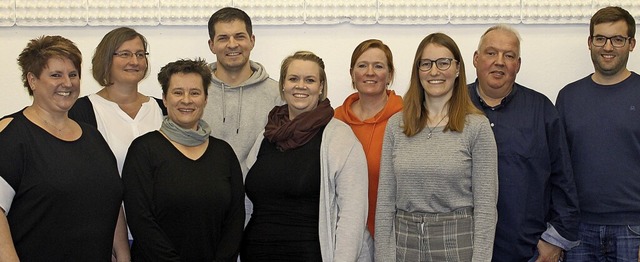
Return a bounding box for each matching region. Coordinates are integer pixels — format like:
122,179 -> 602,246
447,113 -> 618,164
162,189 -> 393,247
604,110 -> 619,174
1,23 -> 639,117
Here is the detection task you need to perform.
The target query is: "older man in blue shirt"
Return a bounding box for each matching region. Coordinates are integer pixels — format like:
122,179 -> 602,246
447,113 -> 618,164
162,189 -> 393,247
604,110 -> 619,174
468,25 -> 580,262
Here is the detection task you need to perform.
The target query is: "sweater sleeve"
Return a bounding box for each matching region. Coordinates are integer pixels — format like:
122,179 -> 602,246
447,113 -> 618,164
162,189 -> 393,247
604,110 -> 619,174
332,126 -> 369,261
374,115 -> 398,261
542,101 -> 580,249
215,141 -> 245,262
469,116 -> 498,262
122,136 -> 181,261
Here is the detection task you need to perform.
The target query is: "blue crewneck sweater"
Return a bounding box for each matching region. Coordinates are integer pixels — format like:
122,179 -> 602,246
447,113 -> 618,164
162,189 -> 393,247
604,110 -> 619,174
556,72 -> 640,225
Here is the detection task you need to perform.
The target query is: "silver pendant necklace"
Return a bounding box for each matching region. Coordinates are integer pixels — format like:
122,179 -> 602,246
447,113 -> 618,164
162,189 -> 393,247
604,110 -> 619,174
426,114 -> 447,139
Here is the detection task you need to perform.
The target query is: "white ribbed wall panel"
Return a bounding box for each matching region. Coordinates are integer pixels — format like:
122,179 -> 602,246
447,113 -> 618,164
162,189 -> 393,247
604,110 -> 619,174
305,0 -> 377,25
16,0 -> 85,26
449,0 -> 521,24
159,0 -> 229,25
0,1 -> 639,26
377,0 -> 448,25
522,0 -> 592,24
0,0 -> 14,26
87,0 -> 158,26
235,0 -> 304,25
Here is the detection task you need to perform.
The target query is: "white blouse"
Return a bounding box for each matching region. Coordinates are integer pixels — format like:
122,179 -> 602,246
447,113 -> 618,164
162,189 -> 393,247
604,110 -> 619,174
89,93 -> 164,174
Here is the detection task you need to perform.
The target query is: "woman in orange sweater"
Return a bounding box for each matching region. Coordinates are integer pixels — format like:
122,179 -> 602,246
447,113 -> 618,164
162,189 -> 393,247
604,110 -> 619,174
334,39 -> 403,236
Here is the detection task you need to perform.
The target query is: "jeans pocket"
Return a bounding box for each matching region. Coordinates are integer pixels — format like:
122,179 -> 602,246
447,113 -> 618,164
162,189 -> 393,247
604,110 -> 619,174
627,225 -> 640,236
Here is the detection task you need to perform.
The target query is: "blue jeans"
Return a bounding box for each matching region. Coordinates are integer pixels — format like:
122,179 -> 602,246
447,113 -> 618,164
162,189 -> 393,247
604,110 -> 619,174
565,223 -> 640,261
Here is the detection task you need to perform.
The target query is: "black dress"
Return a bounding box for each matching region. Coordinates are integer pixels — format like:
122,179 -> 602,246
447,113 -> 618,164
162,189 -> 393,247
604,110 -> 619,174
241,128 -> 324,261
0,110 -> 123,261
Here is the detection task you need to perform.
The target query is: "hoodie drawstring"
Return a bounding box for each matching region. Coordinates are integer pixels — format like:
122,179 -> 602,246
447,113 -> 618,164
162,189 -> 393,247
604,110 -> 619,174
221,83 -> 226,123
237,87 -> 243,134
220,82 -> 243,134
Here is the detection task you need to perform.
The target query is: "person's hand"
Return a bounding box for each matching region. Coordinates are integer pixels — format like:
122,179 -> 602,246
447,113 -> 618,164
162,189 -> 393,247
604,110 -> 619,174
535,240 -> 563,262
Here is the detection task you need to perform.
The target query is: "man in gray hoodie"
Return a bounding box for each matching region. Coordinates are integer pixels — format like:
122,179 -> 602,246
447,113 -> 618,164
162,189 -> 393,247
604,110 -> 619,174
203,7 -> 281,175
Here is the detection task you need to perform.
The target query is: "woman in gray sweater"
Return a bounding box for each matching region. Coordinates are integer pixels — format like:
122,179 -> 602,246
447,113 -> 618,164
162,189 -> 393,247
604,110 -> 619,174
375,33 -> 498,262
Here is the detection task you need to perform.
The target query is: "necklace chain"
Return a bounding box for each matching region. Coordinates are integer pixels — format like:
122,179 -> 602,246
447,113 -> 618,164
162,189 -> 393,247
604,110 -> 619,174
426,114 -> 448,139
33,107 -> 65,133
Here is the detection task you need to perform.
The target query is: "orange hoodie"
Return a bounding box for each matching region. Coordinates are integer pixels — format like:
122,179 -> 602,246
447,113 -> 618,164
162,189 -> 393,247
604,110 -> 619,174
334,90 -> 403,236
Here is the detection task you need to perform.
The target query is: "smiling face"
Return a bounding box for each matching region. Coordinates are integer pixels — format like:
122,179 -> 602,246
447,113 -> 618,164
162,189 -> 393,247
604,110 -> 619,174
590,20 -> 636,81
163,72 -> 207,130
351,47 -> 392,98
208,19 -> 255,74
473,29 -> 521,96
110,36 -> 147,87
419,43 -> 459,100
28,57 -> 80,113
283,59 -> 323,120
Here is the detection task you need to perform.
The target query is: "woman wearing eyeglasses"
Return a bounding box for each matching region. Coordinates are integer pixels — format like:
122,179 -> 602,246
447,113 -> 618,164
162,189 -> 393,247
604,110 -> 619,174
68,27 -> 166,260
375,33 -> 498,261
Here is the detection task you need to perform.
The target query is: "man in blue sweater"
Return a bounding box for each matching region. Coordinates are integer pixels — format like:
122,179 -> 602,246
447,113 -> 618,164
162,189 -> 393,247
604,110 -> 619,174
468,25 -> 580,261
557,6 -> 640,261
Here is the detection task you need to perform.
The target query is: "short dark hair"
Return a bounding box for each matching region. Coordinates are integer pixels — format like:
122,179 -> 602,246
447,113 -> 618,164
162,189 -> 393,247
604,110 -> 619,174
590,6 -> 636,38
158,58 -> 212,96
208,7 -> 253,40
92,27 -> 149,87
17,35 -> 82,96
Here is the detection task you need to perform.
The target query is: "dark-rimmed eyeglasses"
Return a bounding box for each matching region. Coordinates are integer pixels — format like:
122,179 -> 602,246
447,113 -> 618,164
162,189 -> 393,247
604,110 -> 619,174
591,35 -> 632,48
113,51 -> 149,59
418,58 -> 456,72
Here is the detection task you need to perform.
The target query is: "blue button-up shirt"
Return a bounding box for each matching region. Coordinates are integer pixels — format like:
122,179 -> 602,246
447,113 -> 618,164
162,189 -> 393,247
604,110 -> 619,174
468,81 -> 579,261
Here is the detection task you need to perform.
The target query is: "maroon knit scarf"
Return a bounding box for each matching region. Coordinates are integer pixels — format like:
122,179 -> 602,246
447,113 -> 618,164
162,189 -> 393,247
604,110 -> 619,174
264,99 -> 334,151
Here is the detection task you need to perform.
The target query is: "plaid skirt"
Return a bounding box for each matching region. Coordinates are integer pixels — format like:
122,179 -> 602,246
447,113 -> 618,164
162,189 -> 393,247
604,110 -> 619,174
395,208 -> 474,262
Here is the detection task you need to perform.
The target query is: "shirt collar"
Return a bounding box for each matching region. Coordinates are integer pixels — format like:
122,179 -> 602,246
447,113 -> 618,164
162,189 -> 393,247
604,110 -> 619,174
473,79 -> 519,110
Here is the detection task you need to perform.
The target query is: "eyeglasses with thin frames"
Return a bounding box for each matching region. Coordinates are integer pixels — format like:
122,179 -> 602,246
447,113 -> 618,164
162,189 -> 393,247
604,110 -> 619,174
113,51 -> 149,59
591,35 -> 632,48
418,58 -> 456,72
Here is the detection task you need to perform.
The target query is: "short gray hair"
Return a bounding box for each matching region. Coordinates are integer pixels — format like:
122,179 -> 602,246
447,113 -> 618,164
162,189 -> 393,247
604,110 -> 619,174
477,24 -> 522,57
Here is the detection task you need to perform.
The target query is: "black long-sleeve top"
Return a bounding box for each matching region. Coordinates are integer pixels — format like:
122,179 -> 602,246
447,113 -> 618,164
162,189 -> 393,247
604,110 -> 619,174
123,131 -> 245,261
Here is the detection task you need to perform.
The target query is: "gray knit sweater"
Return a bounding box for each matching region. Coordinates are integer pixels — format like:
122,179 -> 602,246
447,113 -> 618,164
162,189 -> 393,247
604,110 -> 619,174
375,112 -> 498,262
